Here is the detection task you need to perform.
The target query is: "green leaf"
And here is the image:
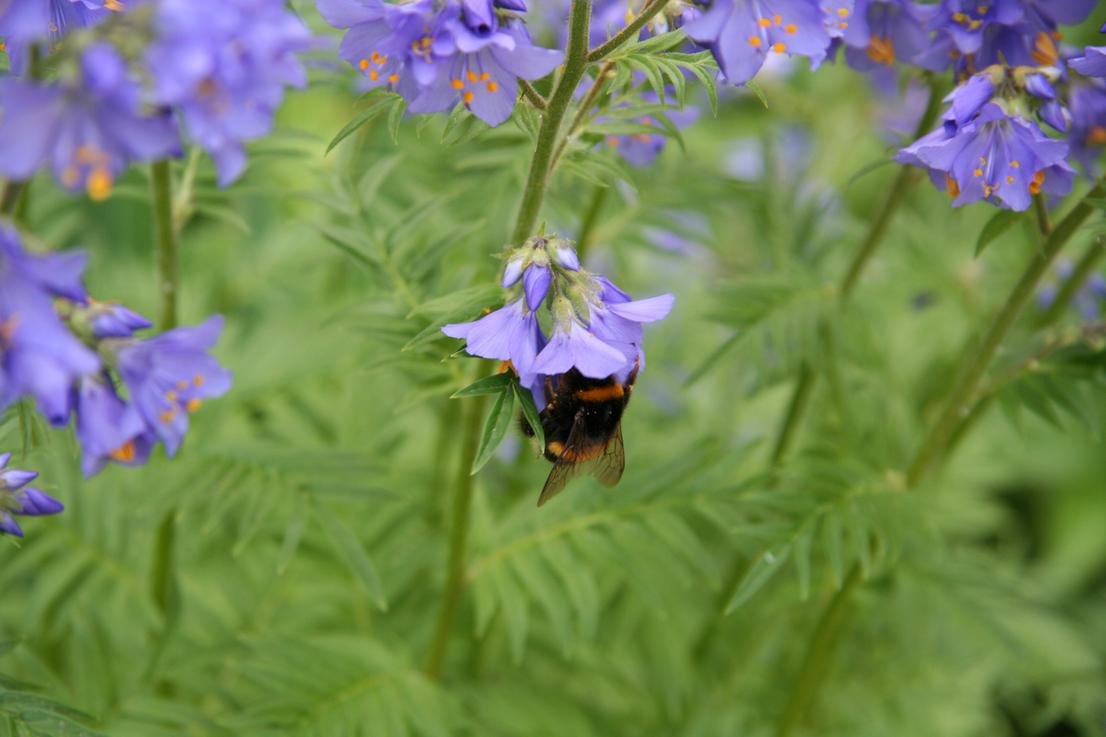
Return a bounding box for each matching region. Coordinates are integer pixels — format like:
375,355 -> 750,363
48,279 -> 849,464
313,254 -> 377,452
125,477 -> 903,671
975,209 -> 1024,257
325,93 -> 402,154
513,380 -> 545,451
314,501 -> 388,611
725,545 -> 790,613
451,372 -> 511,398
745,79 -> 769,109
470,387 -> 515,475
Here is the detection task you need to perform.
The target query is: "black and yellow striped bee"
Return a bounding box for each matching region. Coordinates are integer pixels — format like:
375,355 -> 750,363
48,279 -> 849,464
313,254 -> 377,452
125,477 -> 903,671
521,364 -> 638,506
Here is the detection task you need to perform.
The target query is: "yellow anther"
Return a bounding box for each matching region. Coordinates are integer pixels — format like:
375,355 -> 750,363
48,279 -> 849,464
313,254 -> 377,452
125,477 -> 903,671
177,380 -> 189,390
748,35 -> 762,47
757,17 -> 772,27
160,409 -> 176,424
785,23 -> 797,34
837,7 -> 849,16
865,36 -> 895,65
486,80 -> 498,92
977,5 -> 987,13
463,90 -> 474,104
359,58 -> 370,71
945,174 -> 960,198
773,14 -> 782,25
953,11 -> 967,22
973,168 -> 983,177
370,51 -> 384,63
451,78 -> 464,90
1006,175 -> 1015,184
838,21 -> 848,28
166,390 -> 178,402
969,19 -> 981,30
772,42 -> 787,53
109,441 -> 136,463
104,0 -> 124,10
479,71 -> 490,82
1010,160 -> 1020,168
467,70 -> 478,83
388,73 -> 399,84
369,69 -> 379,81
194,374 -> 204,386
1088,126 -> 1106,145
87,170 -> 112,201
186,398 -> 203,413
1030,170 -> 1045,195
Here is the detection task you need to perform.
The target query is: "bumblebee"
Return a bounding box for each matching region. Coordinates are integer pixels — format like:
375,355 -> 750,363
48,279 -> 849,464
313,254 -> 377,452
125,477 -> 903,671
521,365 -> 638,506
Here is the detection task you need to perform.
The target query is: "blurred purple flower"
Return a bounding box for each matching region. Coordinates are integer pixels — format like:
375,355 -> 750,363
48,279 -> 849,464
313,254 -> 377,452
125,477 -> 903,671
0,43 -> 180,200
0,452 -> 62,538
840,0 -> 934,71
89,302 -> 153,339
148,0 -> 312,185
116,315 -> 233,457
319,0 -> 561,126
0,226 -> 99,425
75,375 -> 154,477
685,0 -> 834,85
1068,81 -> 1106,174
0,0 -> 117,72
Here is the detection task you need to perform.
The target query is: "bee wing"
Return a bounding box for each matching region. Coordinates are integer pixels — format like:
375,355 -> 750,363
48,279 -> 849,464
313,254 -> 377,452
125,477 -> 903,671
592,423 -> 625,488
537,409 -> 588,507
538,414 -> 626,507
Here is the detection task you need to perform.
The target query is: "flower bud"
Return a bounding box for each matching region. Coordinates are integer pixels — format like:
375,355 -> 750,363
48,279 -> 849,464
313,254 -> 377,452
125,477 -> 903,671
553,243 -> 580,271
523,264 -> 551,311
501,255 -> 525,288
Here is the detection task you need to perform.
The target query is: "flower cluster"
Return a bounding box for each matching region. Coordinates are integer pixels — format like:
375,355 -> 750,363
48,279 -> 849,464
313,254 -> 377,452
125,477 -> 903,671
897,65 -> 1074,211
317,0 -> 563,126
0,225 -> 232,480
0,453 -> 62,538
0,0 -> 312,193
442,235 -> 673,407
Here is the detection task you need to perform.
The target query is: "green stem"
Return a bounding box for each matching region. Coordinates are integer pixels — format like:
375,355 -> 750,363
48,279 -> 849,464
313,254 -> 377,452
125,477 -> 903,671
906,178 -> 1106,487
839,164 -> 919,297
773,568 -> 861,737
586,0 -> 668,62
519,79 -> 548,111
151,160 -> 179,330
510,0 -> 593,244
424,392 -> 487,679
1033,194 -> 1053,238
1036,236 -> 1105,328
770,362 -> 816,466
575,183 -> 610,260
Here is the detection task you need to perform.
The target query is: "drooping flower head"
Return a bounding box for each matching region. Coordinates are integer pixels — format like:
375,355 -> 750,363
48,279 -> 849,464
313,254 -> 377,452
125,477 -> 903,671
897,65 -> 1073,210
318,0 -> 562,126
684,0 -> 836,85
0,43 -> 180,200
147,0 -> 313,185
75,374 -> 154,477
0,452 -> 63,538
443,235 -> 673,407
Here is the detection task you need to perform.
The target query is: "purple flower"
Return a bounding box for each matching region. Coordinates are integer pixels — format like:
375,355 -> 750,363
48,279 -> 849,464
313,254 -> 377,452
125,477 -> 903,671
442,299 -> 544,383
0,0 -> 117,72
147,0 -> 312,185
685,0 -> 834,85
0,453 -> 63,538
319,0 -> 562,126
531,310 -> 629,379
88,302 -> 153,339
1068,81 -> 1106,173
0,43 -> 180,200
840,0 -> 934,71
115,316 -> 233,457
0,226 -> 99,424
1071,47 -> 1106,79
75,375 -> 154,477
523,264 -> 551,310
898,102 -> 1070,211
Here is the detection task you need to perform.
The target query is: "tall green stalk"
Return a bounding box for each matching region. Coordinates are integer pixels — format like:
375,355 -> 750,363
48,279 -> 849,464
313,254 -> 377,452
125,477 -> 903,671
426,0 -> 597,679
147,160 -> 182,681
772,178 -> 1106,737
151,160 -> 179,330
424,392 -> 487,679
510,0 -> 593,244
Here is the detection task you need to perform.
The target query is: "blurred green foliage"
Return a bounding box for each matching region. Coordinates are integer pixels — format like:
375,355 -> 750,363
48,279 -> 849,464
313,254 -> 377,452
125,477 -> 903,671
1,3 -> 1105,736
